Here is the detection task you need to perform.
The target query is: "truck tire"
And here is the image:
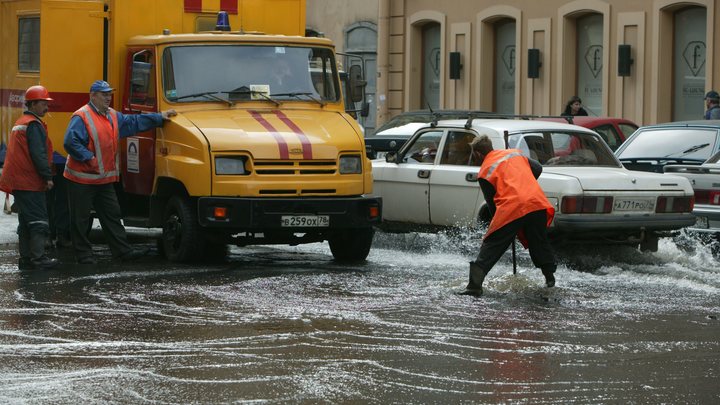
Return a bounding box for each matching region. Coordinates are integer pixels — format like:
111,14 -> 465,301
161,196 -> 203,262
329,228 -> 374,263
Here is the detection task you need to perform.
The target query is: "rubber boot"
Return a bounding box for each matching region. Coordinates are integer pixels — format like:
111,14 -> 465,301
459,261 -> 487,296
29,233 -> 59,269
18,230 -> 32,269
541,266 -> 556,288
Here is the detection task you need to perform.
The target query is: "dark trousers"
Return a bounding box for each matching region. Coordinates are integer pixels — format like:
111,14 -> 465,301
46,165 -> 70,240
13,190 -> 50,259
66,180 -> 131,259
475,209 -> 556,274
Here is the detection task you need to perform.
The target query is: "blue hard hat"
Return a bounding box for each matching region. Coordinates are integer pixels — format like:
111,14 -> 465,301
90,80 -> 114,93
705,90 -> 720,101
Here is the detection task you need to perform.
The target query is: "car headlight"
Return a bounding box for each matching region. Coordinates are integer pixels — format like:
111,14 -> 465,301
215,156 -> 248,175
339,155 -> 362,174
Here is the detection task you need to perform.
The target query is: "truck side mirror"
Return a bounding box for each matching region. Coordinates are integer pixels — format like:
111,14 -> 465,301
348,65 -> 366,103
360,101 -> 370,117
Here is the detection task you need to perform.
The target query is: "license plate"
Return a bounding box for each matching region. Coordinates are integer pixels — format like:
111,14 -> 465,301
280,215 -> 330,227
614,199 -> 655,211
694,216 -> 709,229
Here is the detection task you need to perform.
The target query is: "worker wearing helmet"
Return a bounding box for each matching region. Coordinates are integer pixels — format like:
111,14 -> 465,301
0,85 -> 59,269
704,91 -> 720,120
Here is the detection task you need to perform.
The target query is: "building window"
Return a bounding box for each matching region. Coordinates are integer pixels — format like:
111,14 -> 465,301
494,19 -> 515,114
18,17 -> 40,72
673,7 -> 706,121
422,23 -> 441,110
576,14 -> 603,116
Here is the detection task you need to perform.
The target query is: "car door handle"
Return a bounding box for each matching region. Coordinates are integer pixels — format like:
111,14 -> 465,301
465,172 -> 478,182
417,169 -> 431,179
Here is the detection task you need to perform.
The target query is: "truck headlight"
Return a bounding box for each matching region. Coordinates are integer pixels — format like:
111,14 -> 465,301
339,155 -> 362,174
215,156 -> 248,175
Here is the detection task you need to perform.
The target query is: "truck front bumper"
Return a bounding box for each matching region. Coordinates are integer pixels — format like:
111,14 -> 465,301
197,196 -> 382,230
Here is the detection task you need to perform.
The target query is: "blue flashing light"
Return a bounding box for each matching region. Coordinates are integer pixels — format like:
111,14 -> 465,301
215,11 -> 230,31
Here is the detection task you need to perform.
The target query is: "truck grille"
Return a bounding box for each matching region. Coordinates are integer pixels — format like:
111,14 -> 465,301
254,160 -> 336,175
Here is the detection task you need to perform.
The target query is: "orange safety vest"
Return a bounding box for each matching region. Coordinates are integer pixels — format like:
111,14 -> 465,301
479,149 -> 554,239
63,104 -> 120,185
0,114 -> 53,193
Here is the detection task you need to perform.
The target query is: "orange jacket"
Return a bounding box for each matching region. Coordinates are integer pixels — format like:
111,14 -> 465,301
0,114 -> 53,193
479,149 -> 554,238
63,105 -> 120,185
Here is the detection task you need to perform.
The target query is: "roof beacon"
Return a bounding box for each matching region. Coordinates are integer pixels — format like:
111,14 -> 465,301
216,11 -> 230,31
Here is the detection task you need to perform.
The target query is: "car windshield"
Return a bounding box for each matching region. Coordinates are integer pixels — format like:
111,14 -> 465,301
162,45 -> 340,103
508,131 -> 620,167
617,128 -> 718,160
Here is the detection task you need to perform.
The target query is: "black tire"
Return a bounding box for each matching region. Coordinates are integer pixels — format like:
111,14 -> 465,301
328,228 -> 374,263
161,196 -> 204,262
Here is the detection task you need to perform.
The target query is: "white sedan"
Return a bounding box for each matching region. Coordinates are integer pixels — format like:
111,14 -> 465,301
371,119 -> 696,251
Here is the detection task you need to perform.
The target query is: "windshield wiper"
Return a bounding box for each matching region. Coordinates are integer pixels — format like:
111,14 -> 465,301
270,92 -> 326,106
664,143 -> 710,157
171,91 -> 232,106
223,87 -> 280,107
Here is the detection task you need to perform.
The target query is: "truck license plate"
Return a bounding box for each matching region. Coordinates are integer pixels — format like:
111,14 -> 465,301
281,215 -> 330,227
614,199 -> 655,211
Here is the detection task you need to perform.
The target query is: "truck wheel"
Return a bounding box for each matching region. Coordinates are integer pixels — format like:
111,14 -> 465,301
329,228 -> 374,263
161,196 -> 203,262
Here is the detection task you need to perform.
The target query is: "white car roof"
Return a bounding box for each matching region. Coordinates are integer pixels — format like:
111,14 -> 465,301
430,118 -> 599,135
374,122 -> 428,137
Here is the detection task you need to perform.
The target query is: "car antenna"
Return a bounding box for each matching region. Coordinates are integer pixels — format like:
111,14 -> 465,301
428,102 -> 438,128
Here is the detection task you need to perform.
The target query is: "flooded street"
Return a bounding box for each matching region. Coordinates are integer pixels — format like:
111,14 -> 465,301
1,228 -> 719,403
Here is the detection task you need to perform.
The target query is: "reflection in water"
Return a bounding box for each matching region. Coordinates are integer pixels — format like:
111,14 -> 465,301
0,230 -> 718,403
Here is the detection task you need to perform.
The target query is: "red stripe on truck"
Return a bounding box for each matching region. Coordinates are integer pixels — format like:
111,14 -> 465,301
250,110 -> 290,159
1,88 -> 88,112
274,110 -> 313,159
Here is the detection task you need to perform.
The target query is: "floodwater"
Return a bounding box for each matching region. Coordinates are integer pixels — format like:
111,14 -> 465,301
0,228 -> 718,404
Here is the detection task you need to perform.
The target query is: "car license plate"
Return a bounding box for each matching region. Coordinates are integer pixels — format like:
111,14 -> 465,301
694,216 -> 709,229
614,199 -> 655,211
281,215 -> 330,227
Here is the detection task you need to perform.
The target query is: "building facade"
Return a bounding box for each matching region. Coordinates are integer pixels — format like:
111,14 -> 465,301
306,0 -> 380,133
372,0 -> 717,126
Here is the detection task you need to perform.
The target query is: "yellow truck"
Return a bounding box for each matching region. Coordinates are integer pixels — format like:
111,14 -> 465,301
1,0 -> 381,262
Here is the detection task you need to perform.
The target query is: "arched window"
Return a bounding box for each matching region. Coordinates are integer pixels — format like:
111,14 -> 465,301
672,6 -> 706,121
576,14 -> 603,116
421,23 -> 441,110
494,19 -> 516,114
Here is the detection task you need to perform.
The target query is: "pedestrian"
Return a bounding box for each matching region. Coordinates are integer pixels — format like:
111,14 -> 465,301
561,95 -> 588,117
460,135 -> 556,296
0,85 -> 59,269
703,90 -> 720,120
63,80 -> 176,264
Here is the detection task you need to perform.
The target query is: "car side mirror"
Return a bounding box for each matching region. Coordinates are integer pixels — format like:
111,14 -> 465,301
385,151 -> 398,163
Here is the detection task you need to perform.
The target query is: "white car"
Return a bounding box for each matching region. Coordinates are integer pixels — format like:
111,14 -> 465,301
371,119 -> 696,251
664,151 -> 720,239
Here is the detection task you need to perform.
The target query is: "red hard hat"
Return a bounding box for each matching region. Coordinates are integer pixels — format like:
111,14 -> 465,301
25,85 -> 53,102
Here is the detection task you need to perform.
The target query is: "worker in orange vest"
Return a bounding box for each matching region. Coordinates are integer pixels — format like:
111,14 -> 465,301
63,80 -> 176,264
460,134 -> 556,296
0,85 -> 59,269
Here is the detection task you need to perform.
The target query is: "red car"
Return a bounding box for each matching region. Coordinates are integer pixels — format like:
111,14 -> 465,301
540,116 -> 638,151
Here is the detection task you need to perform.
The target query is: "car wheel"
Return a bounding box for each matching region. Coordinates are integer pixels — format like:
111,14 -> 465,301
329,228 -> 374,263
161,196 -> 204,262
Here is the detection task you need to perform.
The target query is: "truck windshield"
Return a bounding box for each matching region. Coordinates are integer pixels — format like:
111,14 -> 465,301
162,45 -> 340,103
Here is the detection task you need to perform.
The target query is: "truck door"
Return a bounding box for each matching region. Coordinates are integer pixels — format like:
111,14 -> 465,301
121,48 -> 157,196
